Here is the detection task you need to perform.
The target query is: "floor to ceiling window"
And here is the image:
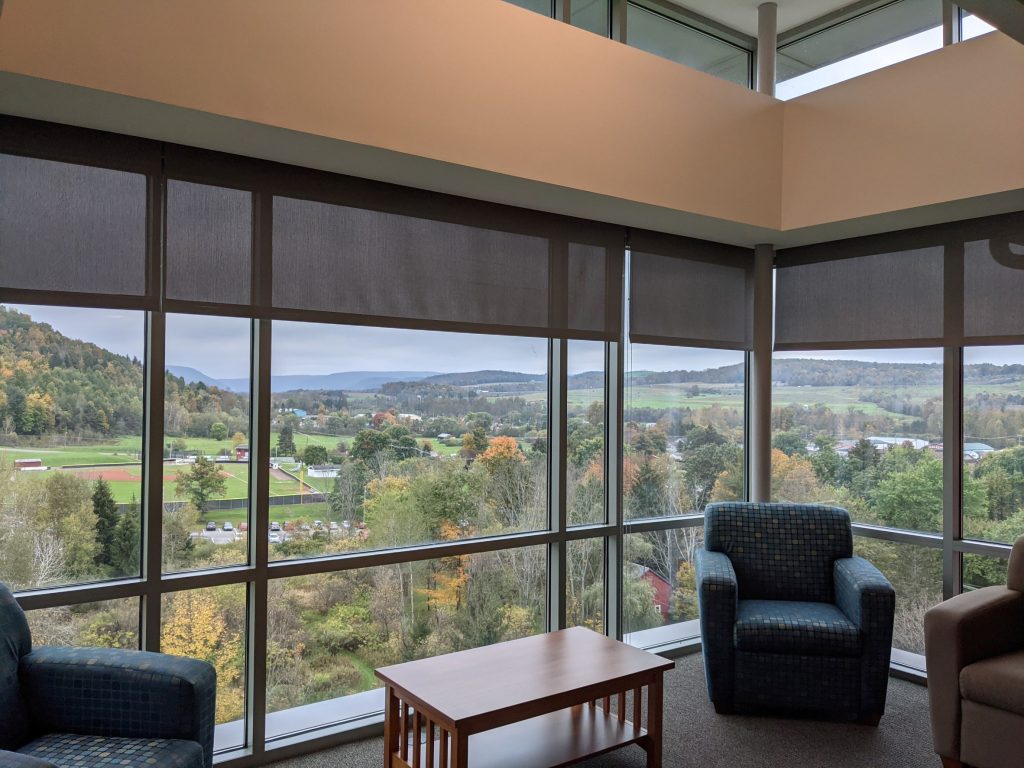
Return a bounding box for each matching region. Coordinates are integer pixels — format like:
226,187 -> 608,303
2,110 -> 1019,767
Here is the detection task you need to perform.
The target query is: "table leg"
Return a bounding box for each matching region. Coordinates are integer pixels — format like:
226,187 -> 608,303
450,730 -> 469,768
647,676 -> 664,768
384,686 -> 400,768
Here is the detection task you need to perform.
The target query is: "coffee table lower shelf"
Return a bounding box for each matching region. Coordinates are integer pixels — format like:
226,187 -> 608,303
391,704 -> 647,768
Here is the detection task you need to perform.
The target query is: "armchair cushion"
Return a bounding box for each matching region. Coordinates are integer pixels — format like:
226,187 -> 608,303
959,649 -> 1024,716
735,600 -> 861,657
704,502 -> 852,602
0,585 -> 31,751
18,734 -> 203,768
20,647 -> 215,768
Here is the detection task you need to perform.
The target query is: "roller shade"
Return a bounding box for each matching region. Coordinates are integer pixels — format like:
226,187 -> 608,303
775,211 -> 1024,349
963,212 -> 1024,343
0,153 -> 149,300
268,182 -> 621,340
165,180 -> 253,307
629,229 -> 753,350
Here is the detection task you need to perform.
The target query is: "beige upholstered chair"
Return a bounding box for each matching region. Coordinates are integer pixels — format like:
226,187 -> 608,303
924,536 -> 1024,768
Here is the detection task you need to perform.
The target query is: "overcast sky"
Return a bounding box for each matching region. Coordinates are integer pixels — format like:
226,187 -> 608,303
7,304 -> 1019,382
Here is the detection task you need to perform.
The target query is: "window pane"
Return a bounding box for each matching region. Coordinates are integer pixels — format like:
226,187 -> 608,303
963,552 -> 1008,590
505,0 -> 552,15
268,323 -> 548,561
771,349 -> 943,534
624,345 -> 745,519
777,0 -> 942,99
567,538 -> 604,632
568,340 -> 605,525
572,0 -> 610,36
623,529 -> 702,648
626,3 -> 750,87
162,585 -> 247,750
265,547 -> 545,737
961,13 -> 996,41
854,537 -> 940,655
963,346 -> 1024,545
26,598 -> 139,649
163,314 -> 251,573
0,304 -> 144,590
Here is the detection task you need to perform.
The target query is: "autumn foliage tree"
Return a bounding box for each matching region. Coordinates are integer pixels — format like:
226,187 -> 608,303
161,590 -> 243,723
174,457 -> 227,513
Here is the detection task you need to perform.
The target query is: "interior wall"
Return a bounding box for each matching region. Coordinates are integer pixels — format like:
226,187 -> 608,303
0,0 -> 783,232
0,0 -> 1022,245
781,32 -> 1024,232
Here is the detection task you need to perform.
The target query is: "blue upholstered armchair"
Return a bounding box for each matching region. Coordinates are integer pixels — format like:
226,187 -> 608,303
0,582 -> 216,768
696,502 -> 895,724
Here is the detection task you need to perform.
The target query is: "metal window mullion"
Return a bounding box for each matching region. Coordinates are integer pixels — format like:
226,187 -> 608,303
140,169 -> 166,653
611,0 -> 627,41
267,530 -> 561,579
547,339 -> 567,632
943,346 -> 964,598
605,339 -> 625,640
749,244 -> 774,502
246,256 -> 273,751
141,315 -> 165,652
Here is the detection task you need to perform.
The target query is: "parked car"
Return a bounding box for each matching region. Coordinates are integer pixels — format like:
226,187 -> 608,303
313,520 -> 324,529
268,532 -> 281,544
329,521 -> 339,531
239,523 -> 248,532
270,521 -> 281,531
205,521 -> 217,531
223,521 -> 233,531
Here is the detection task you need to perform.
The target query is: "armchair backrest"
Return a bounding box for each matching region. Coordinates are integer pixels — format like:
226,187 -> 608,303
1009,535 -> 1024,593
0,581 -> 32,750
705,502 -> 853,602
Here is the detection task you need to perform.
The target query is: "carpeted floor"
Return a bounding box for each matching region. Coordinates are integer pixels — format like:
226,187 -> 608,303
268,652 -> 935,768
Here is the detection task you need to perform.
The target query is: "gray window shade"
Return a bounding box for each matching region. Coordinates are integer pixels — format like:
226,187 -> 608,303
165,180 -> 252,306
0,153 -> 147,298
271,194 -> 618,339
963,212 -> 1024,342
776,212 -> 1024,349
629,230 -> 753,350
775,244 -> 944,349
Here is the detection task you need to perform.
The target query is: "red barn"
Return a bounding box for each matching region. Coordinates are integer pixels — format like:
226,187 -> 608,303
235,444 -> 249,462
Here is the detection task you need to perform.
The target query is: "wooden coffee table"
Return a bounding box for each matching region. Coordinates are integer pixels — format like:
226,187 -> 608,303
375,626 -> 673,768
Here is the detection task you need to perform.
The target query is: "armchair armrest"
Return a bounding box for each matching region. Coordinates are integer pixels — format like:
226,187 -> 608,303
695,549 -> 738,708
834,557 -> 895,635
924,586 -> 1024,761
834,556 -> 895,718
0,751 -> 56,768
20,647 -> 216,768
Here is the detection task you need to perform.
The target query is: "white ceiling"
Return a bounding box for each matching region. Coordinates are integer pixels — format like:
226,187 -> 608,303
669,1 -> 868,37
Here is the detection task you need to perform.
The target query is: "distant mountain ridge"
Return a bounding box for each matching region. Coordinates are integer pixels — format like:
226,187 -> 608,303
166,367 -> 441,393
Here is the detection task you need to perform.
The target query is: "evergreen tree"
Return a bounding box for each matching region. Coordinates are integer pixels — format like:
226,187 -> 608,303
277,424 -> 297,455
92,478 -> 119,569
110,498 -> 141,577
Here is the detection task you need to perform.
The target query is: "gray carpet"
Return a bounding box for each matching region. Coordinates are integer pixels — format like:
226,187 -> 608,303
268,652 -> 935,768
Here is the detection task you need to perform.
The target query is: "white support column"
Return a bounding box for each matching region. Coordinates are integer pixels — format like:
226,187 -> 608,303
757,2 -> 778,96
